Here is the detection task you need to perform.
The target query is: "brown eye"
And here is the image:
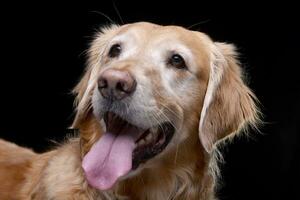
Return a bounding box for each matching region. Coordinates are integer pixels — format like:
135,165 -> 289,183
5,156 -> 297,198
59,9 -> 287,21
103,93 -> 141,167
108,44 -> 122,58
168,54 -> 187,69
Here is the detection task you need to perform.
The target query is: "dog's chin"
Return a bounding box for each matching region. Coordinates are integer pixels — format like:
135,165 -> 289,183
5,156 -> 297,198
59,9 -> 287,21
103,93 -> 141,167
102,111 -> 175,169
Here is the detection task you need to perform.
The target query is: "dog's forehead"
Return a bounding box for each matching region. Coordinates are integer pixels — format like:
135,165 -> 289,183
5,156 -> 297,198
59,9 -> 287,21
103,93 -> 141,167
110,22 -> 211,75
117,22 -> 207,47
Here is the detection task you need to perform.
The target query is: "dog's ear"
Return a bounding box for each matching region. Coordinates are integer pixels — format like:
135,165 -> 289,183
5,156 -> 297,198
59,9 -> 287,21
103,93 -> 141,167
72,67 -> 94,128
72,67 -> 104,154
199,42 -> 259,152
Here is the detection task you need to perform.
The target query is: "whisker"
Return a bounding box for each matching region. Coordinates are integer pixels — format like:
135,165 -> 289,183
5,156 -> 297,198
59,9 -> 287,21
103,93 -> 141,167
149,90 -> 182,121
150,107 -> 178,136
137,84 -> 181,129
138,92 -> 162,129
174,142 -> 180,165
157,102 -> 181,121
187,19 -> 211,30
112,0 -> 124,25
90,11 -> 116,24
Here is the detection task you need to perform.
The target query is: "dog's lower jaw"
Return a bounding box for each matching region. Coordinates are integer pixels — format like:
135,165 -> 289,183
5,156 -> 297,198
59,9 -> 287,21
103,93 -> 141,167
78,121 -> 216,199
77,120 -> 216,199
105,141 -> 216,200
76,114 -> 215,199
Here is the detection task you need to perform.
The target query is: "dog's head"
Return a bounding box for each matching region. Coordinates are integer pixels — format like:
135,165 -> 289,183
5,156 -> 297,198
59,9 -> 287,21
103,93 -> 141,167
72,22 -> 259,191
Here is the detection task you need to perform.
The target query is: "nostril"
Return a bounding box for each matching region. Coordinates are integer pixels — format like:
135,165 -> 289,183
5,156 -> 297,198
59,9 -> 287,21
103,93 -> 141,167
116,81 -> 126,92
116,79 -> 136,94
98,78 -> 108,89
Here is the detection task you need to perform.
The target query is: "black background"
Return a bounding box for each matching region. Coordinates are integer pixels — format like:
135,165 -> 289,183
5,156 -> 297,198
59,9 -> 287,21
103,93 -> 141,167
0,1 -> 299,200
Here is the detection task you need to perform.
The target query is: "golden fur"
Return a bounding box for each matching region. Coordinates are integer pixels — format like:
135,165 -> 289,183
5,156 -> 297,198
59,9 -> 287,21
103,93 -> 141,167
0,22 -> 259,200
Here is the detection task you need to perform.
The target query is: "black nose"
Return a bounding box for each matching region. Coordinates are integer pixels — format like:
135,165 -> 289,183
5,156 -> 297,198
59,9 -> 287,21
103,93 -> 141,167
98,69 -> 136,100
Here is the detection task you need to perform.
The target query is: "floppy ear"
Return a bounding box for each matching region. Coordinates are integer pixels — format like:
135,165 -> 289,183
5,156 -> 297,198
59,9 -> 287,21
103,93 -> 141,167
199,42 -> 259,152
72,67 -> 94,128
72,67 -> 104,155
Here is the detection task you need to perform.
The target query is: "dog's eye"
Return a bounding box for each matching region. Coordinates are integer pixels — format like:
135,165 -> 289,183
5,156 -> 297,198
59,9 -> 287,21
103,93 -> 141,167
108,44 -> 122,58
168,54 -> 187,69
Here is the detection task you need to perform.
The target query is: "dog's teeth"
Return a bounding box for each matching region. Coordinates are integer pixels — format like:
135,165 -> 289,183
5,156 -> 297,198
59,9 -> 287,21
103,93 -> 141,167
151,127 -> 159,140
152,127 -> 158,134
138,139 -> 145,147
145,133 -> 153,143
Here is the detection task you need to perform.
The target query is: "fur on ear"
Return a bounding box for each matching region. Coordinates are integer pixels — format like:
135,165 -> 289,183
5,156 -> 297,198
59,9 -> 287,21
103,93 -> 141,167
71,67 -> 94,128
199,42 -> 260,153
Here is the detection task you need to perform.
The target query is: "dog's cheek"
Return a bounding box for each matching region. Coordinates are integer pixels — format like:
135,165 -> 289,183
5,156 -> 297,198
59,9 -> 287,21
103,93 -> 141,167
167,70 -> 202,106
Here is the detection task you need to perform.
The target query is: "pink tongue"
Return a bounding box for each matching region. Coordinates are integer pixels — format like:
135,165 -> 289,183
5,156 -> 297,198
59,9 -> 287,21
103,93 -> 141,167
82,127 -> 141,190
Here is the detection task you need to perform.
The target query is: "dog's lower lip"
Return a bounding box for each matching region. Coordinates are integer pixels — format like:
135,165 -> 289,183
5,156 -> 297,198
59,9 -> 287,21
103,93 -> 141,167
132,122 -> 175,169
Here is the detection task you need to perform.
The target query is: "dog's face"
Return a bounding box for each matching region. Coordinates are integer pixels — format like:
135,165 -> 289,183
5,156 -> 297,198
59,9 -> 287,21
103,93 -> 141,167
73,22 -> 258,191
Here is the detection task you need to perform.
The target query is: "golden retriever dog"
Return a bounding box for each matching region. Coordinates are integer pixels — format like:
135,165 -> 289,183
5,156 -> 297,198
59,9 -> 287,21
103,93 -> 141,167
0,22 -> 259,200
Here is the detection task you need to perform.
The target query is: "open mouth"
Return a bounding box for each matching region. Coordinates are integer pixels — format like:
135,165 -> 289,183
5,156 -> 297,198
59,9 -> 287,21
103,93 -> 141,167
103,112 -> 175,169
82,111 -> 175,190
